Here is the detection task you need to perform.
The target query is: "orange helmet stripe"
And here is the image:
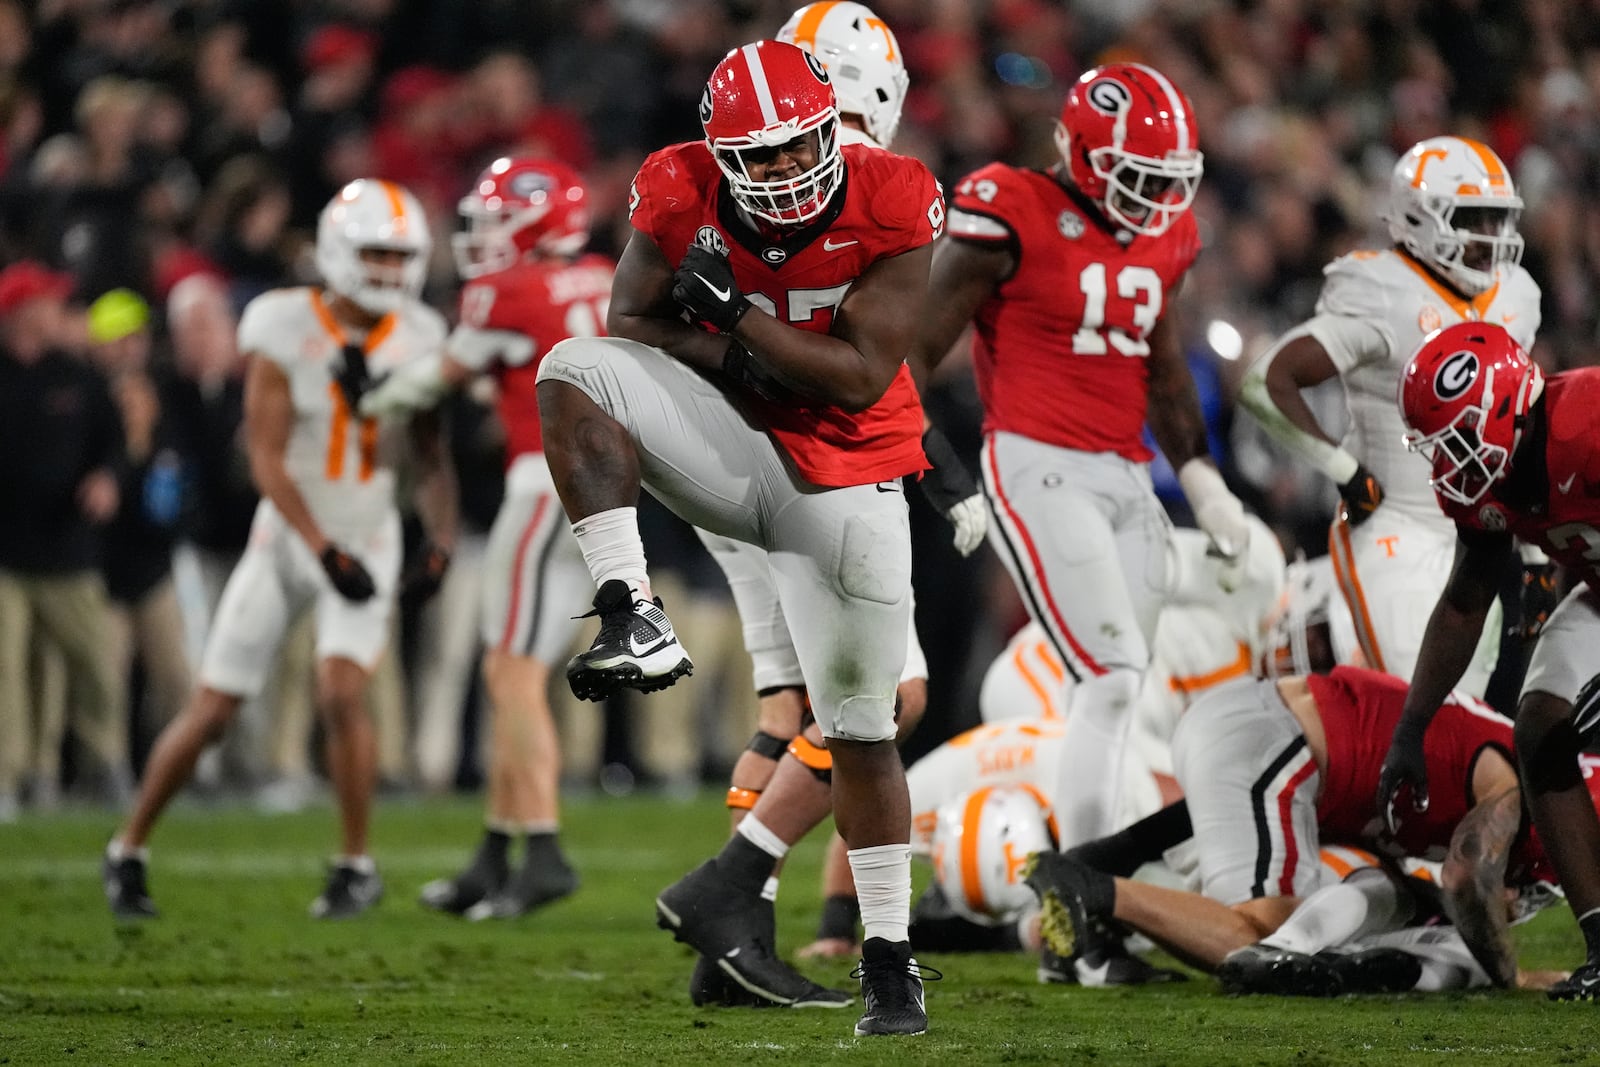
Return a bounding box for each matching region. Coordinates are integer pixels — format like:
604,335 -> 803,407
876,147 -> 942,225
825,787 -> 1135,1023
1457,138 -> 1510,191
377,179 -> 410,234
959,786 -> 993,915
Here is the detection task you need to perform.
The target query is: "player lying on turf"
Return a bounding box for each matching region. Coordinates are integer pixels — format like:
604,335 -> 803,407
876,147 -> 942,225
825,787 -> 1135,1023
1025,666 -> 1591,992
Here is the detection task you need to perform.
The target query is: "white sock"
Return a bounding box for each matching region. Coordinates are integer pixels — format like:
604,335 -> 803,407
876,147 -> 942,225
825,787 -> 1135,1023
1261,872 -> 1406,954
848,843 -> 911,944
737,814 -> 791,860
761,876 -> 780,902
572,507 -> 650,597
338,854 -> 376,873
1054,668 -> 1138,847
107,838 -> 148,863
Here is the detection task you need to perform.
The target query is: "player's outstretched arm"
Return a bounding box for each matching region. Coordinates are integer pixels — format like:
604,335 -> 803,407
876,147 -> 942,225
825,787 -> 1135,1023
409,407 -> 458,552
1441,762 -> 1523,989
244,355 -> 330,556
906,237 -> 1010,390
1240,334 -> 1383,523
1379,528 -> 1512,827
732,242 -> 934,413
608,230 -> 735,373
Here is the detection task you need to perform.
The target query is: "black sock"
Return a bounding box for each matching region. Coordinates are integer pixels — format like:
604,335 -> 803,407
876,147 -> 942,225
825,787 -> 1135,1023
816,894 -> 861,942
1066,801 -> 1192,877
481,829 -> 511,864
523,831 -> 569,871
716,833 -> 777,896
1580,909 -> 1600,963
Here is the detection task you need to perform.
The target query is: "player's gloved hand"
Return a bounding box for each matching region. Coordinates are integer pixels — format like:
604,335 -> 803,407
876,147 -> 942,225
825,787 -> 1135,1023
332,343 -> 385,413
919,426 -> 987,556
1517,562 -> 1558,640
673,245 -> 751,334
358,353 -> 446,418
1337,463 -> 1385,527
1178,459 -> 1250,589
320,543 -> 377,603
721,341 -> 799,404
402,541 -> 451,603
1377,714 -> 1431,835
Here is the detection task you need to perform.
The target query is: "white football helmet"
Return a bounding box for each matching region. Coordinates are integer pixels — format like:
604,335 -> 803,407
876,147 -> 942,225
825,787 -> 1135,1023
1263,555 -> 1335,678
316,178 -> 431,315
778,1 -> 909,148
932,785 -> 1058,926
1385,136 -> 1523,297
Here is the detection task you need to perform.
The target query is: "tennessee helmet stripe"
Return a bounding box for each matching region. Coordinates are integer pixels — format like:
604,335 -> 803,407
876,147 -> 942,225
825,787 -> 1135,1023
1135,63 -> 1191,151
788,1 -> 838,52
959,786 -> 994,915
1017,783 -> 1062,847
1012,642 -> 1054,719
377,179 -> 410,234
1457,137 -> 1510,191
742,44 -> 781,127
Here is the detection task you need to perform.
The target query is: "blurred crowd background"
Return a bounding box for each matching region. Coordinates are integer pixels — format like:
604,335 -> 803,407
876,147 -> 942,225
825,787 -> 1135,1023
2,0 -> 1599,818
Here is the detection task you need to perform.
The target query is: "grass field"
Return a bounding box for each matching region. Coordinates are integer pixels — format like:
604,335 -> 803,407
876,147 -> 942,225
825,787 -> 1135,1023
3,792 -> 1598,1065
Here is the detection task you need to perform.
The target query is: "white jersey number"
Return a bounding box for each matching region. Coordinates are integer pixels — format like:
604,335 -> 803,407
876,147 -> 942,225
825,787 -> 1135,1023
563,296 -> 609,341
1071,263 -> 1163,357
746,283 -> 852,326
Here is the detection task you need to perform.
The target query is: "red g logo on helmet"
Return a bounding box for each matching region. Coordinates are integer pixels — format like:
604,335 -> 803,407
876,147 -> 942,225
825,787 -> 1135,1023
1433,350 -> 1479,400
452,156 -> 592,278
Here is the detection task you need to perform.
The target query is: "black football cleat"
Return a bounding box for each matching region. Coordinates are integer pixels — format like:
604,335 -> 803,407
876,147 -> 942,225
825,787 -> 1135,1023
419,836 -> 509,915
1022,851 -> 1117,962
310,860 -> 383,919
103,851 -> 158,919
1316,947 -> 1421,994
852,937 -> 939,1036
657,859 -> 850,1008
1076,943 -> 1189,987
1549,960 -> 1600,1002
566,580 -> 693,702
1216,943 -> 1342,997
466,859 -> 579,920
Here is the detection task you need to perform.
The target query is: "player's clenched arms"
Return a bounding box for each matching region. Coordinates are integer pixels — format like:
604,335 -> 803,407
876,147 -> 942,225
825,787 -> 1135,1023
607,230 -> 735,373
907,237 -> 1011,388
1441,750 -> 1524,989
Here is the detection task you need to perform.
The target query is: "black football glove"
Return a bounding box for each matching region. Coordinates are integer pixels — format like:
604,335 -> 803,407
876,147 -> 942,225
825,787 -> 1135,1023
332,344 -> 381,413
721,341 -> 799,405
673,245 -> 752,334
320,543 -> 377,603
402,541 -> 451,604
1517,562 -> 1558,640
1337,463 -> 1384,527
919,427 -> 987,556
1376,714 -> 1431,835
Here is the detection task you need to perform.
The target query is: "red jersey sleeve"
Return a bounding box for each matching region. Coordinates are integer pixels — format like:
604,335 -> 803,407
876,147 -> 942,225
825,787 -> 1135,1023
628,143 -> 701,254
859,152 -> 944,256
947,162 -> 1022,248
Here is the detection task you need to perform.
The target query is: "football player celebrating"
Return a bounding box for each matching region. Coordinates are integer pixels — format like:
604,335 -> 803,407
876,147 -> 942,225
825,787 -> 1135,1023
361,157 -> 606,919
1240,137 -> 1539,692
535,40 -> 942,1036
911,64 -> 1249,852
103,180 -> 456,919
669,0 -> 963,1007
1378,322 -> 1600,1001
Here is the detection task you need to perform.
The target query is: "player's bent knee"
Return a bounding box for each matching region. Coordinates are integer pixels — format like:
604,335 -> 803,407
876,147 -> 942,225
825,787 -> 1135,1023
836,513 -> 911,605
825,696 -> 899,745
192,687 -> 241,744
1516,694 -> 1584,794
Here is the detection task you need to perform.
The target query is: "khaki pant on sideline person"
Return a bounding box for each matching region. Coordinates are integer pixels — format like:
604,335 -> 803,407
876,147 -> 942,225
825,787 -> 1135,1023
0,568 -> 126,801
107,577 -> 193,759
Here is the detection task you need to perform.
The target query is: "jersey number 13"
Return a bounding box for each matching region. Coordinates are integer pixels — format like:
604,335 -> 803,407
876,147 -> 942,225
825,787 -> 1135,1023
1072,263 -> 1163,357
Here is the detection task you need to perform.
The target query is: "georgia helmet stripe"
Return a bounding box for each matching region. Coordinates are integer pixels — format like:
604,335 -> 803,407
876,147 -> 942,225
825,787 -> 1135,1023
741,43 -> 781,127
1133,62 -> 1191,151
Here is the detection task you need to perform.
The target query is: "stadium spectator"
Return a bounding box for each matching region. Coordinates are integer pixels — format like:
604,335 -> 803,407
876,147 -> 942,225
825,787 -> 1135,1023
0,261 -> 129,816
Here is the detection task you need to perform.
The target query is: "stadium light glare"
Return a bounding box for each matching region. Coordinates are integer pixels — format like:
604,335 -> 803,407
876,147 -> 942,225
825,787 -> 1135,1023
1207,319 -> 1243,361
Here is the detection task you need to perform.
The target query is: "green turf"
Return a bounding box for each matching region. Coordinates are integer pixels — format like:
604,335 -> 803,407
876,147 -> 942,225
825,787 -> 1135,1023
2,793 -> 1598,1065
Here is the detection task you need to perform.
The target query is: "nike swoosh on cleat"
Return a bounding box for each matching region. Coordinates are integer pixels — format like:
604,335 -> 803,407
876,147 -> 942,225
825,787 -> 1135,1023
629,634 -> 673,657
692,272 -> 732,302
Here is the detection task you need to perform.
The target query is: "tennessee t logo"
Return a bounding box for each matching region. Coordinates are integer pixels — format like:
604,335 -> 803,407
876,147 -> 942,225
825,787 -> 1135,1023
1376,536 -> 1399,559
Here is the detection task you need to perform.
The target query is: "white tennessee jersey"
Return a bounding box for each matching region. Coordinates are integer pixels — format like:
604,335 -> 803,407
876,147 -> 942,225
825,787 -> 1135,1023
1310,251 -> 1540,520
238,287 -> 447,537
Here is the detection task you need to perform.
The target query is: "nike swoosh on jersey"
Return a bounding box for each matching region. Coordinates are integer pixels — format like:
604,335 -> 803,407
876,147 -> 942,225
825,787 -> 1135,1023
1560,473 -> 1577,494
823,238 -> 859,251
693,272 -> 732,302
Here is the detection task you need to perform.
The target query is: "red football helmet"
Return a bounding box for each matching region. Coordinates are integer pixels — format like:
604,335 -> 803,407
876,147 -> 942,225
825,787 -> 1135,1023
1399,322 -> 1544,507
453,156 -> 591,279
1055,63 -> 1203,236
701,40 -> 842,226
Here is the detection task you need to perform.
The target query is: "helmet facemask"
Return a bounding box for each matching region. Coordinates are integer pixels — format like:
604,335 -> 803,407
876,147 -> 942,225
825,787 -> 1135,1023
712,117 -> 843,227
1091,145 -> 1202,236
345,246 -> 423,315
1401,196 -> 1524,297
1404,365 -> 1510,506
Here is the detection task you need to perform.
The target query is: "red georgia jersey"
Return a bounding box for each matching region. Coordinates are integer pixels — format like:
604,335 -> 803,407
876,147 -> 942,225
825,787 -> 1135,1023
452,253 -> 614,465
1311,666 -> 1513,861
1439,368 -> 1600,588
628,140 -> 941,488
947,164 -> 1201,460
